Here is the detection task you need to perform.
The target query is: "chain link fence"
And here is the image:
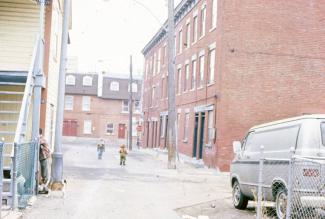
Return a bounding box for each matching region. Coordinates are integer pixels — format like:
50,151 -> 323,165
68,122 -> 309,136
256,148 -> 325,219
15,141 -> 38,208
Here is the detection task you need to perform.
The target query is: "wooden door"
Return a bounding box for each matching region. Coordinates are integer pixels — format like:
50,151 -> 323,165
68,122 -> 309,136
63,120 -> 78,136
118,124 -> 126,139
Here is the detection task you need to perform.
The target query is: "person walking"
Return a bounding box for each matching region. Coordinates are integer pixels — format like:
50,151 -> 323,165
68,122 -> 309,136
97,138 -> 105,160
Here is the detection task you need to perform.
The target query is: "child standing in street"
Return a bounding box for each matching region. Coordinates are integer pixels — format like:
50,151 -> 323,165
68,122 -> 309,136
119,144 -> 128,165
97,138 -> 105,160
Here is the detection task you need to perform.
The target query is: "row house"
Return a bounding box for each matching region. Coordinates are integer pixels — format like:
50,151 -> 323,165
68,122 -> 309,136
63,73 -> 142,146
142,0 -> 325,171
0,0 -> 70,206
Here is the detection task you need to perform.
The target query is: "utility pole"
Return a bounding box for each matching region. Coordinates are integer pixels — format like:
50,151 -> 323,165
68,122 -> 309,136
52,0 -> 71,185
167,0 -> 176,169
128,55 -> 133,151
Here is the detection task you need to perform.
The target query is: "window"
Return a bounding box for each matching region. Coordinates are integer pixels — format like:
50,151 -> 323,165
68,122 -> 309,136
184,64 -> 189,92
207,110 -> 215,145
66,75 -> 75,85
122,100 -> 129,112
132,117 -> 137,137
200,5 -> 206,37
82,96 -> 91,111
153,53 -> 156,75
106,123 -> 114,134
64,95 -> 74,110
208,49 -> 216,84
191,59 -> 197,89
128,82 -> 138,93
161,78 -> 165,98
193,16 -> 198,43
158,48 -> 161,73
135,100 -> 141,113
199,55 -> 205,87
178,29 -> 183,53
177,68 -> 182,94
83,120 -> 92,134
83,76 -> 93,86
321,123 -> 325,146
110,81 -> 119,91
185,23 -> 190,48
183,113 -> 189,141
211,0 -> 218,29
152,86 -> 156,105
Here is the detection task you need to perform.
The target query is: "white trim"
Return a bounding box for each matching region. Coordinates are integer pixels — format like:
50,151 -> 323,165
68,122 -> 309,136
160,111 -> 168,116
194,104 -> 214,113
193,9 -> 198,17
177,64 -> 182,69
186,18 -> 191,24
201,2 -> 207,9
185,108 -> 190,113
209,42 -> 216,50
185,59 -> 190,65
192,54 -> 197,60
178,108 -> 182,113
199,49 -> 205,57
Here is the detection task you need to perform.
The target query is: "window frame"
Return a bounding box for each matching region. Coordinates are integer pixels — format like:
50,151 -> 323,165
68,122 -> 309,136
110,81 -> 120,91
122,100 -> 129,113
65,75 -> 76,85
106,123 -> 114,135
83,120 -> 92,134
321,122 -> 325,146
64,95 -> 74,110
82,96 -> 91,111
82,76 -> 93,86
208,48 -> 216,84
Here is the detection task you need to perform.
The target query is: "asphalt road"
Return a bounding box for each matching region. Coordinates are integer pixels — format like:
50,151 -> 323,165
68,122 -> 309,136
22,140 -> 255,219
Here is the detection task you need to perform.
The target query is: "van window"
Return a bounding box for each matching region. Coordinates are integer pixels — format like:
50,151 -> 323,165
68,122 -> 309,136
243,132 -> 256,152
254,125 -> 300,152
321,123 -> 325,146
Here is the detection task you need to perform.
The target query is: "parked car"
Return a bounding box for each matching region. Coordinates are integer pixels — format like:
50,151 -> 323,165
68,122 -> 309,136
230,114 -> 325,219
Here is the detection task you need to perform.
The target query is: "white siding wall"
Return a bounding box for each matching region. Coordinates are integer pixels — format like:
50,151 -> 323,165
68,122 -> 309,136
0,0 -> 40,71
44,0 -> 63,149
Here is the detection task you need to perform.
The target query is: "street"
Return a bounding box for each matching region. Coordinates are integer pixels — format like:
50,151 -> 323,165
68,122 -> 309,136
22,139 -> 255,219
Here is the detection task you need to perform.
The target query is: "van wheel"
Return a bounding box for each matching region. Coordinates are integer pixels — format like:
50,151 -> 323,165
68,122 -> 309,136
232,181 -> 248,210
275,188 -> 287,219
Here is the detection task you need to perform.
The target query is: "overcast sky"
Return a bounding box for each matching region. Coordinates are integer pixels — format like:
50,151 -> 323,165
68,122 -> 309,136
68,0 -> 182,76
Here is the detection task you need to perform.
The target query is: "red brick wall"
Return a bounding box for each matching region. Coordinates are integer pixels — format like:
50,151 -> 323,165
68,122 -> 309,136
64,95 -> 141,145
216,0 -> 325,171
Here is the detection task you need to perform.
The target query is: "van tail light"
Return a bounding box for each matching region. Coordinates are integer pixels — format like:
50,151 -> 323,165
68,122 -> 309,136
303,168 -> 319,177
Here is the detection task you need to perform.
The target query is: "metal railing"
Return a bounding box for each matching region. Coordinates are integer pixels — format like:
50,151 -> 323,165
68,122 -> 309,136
11,36 -> 43,209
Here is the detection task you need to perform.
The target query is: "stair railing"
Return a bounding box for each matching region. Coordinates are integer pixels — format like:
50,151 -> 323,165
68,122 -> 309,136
11,36 -> 42,209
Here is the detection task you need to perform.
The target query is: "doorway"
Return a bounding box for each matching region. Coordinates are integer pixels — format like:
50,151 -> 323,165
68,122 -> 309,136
118,124 -> 126,139
192,113 -> 199,157
63,120 -> 78,136
198,112 -> 205,159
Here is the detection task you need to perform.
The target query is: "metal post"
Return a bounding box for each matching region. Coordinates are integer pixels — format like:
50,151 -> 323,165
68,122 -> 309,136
52,0 -> 71,183
257,145 -> 264,219
11,143 -> 19,210
31,0 -> 45,195
285,147 -> 295,219
128,55 -> 133,151
0,141 -> 4,215
167,0 -> 177,169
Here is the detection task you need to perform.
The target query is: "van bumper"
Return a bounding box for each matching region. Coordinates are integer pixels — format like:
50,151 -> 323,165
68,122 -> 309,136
300,196 -> 325,208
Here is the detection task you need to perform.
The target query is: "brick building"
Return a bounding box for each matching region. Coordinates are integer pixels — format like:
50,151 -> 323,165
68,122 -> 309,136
141,0 -> 325,171
63,73 -> 142,146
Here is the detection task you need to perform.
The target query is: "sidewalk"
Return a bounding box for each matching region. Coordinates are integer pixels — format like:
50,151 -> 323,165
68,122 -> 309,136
1,207 -> 22,219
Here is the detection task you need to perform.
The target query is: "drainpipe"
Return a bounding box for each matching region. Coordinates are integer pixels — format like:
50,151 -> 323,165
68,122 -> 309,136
52,0 -> 71,184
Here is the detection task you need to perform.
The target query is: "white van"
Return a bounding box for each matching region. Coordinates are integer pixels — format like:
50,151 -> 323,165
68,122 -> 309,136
230,114 -> 325,218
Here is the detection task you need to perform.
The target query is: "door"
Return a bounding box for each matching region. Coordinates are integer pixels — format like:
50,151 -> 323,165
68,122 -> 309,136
193,113 -> 199,157
63,120 -> 78,136
198,112 -> 205,159
118,124 -> 126,139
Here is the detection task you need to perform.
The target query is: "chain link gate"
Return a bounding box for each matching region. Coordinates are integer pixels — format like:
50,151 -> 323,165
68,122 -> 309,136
256,146 -> 325,219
